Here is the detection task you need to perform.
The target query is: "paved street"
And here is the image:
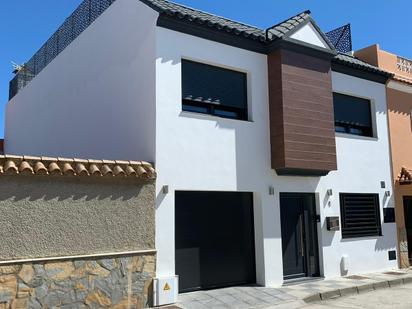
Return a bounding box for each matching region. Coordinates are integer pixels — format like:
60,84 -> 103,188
174,269 -> 412,309
300,284 -> 412,309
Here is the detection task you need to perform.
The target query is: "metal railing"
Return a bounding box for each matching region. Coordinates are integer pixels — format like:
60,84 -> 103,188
397,56 -> 412,75
9,0 -> 116,100
325,24 -> 352,54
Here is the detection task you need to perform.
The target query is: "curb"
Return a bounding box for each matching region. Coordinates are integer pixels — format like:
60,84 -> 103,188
303,276 -> 412,303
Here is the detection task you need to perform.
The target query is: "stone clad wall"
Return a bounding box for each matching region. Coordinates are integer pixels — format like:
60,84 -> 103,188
0,252 -> 156,309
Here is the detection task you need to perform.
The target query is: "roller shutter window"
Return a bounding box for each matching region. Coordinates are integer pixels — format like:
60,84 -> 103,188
340,193 -> 382,239
333,93 -> 373,137
182,60 -> 248,120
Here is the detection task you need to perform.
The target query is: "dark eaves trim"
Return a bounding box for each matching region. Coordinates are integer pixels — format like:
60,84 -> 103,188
157,15 -> 268,54
276,168 -> 330,177
269,37 -> 337,60
158,14 -> 336,60
155,6 -> 391,84
331,61 -> 392,84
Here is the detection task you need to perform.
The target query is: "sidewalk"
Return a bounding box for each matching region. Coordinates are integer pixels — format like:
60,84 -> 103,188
171,268 -> 412,309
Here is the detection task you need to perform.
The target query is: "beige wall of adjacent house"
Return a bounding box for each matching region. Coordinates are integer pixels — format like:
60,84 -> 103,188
0,175 -> 155,261
356,44 -> 412,83
356,45 -> 412,268
387,86 -> 412,268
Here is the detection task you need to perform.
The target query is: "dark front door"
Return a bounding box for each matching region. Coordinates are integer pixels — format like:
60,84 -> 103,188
280,193 -> 320,280
175,191 -> 256,293
403,197 -> 412,261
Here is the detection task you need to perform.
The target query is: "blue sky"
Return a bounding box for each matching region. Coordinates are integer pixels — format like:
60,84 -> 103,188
1,0 -> 411,138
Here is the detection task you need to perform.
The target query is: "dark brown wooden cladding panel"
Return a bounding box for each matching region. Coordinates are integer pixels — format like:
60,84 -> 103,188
268,49 -> 337,175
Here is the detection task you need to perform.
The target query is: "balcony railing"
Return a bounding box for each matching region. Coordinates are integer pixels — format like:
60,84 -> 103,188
397,56 -> 412,75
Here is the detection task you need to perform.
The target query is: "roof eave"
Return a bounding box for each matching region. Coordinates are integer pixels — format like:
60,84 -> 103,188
332,57 -> 393,84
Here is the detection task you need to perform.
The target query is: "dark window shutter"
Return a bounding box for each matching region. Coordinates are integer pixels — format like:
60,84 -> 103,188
333,93 -> 373,137
181,60 -> 248,120
340,193 -> 382,239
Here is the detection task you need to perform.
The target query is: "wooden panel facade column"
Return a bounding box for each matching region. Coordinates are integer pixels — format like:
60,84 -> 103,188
268,49 -> 337,176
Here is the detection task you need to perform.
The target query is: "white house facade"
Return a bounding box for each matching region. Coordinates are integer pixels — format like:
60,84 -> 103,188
4,0 -> 398,301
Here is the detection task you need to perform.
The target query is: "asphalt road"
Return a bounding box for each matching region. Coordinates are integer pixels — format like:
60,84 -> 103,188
301,284 -> 412,309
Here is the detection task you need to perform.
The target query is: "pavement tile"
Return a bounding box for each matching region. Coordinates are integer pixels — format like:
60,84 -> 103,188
176,269 -> 412,309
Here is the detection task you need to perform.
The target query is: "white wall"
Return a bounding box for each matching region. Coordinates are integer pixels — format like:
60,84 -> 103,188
5,1 -> 396,286
289,22 -> 330,49
319,72 -> 397,277
155,27 -> 282,286
5,0 -> 158,162
155,26 -> 397,287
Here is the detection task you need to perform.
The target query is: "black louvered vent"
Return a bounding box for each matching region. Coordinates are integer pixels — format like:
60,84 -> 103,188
340,193 -> 382,239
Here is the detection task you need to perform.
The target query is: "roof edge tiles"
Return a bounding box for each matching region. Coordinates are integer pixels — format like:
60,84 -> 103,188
146,1 -> 389,80
332,53 -> 393,83
399,167 -> 412,184
265,10 -> 311,40
0,155 -> 156,179
141,0 -> 266,41
11,0 -> 392,99
393,75 -> 412,85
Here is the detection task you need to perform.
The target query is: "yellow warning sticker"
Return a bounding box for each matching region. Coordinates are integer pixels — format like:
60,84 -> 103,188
163,283 -> 171,291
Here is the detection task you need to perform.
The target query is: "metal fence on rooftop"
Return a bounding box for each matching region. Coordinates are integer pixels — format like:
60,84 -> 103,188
9,0 -> 116,100
325,24 -> 352,54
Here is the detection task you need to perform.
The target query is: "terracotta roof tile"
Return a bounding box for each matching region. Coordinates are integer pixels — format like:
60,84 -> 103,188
101,164 -> 113,176
19,161 -> 34,175
34,162 -> 48,175
4,160 -> 18,174
0,155 -> 155,179
48,162 -> 62,175
399,167 -> 412,184
393,75 -> 412,85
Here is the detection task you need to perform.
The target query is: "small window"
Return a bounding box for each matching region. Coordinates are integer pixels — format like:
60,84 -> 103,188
340,193 -> 382,239
333,93 -> 373,137
383,208 -> 395,223
181,60 -> 248,120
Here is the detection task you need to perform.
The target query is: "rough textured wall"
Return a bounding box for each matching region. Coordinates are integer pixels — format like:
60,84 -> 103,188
0,176 -> 155,261
0,252 -> 155,308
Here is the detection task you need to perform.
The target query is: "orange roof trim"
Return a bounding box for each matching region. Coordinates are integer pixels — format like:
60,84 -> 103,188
0,155 -> 156,179
399,167 -> 412,184
393,75 -> 412,85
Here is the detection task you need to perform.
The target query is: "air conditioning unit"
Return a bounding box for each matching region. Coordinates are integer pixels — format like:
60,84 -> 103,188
153,276 -> 179,307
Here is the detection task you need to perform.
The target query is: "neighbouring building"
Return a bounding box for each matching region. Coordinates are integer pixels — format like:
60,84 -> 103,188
4,0 -> 398,306
356,45 -> 412,269
0,156 -> 156,308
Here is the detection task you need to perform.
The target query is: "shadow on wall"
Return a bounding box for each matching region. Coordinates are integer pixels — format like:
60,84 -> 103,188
388,88 -> 412,117
0,176 -> 146,202
375,193 -> 397,251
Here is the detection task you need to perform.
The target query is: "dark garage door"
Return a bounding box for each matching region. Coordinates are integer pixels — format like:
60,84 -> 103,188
175,191 -> 256,292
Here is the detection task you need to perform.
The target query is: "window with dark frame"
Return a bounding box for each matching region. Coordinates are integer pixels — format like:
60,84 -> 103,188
181,59 -> 248,120
340,193 -> 382,239
333,93 -> 373,137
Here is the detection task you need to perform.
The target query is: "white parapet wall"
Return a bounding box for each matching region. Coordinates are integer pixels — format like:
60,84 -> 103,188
5,0 -> 158,163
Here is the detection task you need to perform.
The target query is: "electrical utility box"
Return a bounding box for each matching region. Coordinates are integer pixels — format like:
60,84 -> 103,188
153,276 -> 179,306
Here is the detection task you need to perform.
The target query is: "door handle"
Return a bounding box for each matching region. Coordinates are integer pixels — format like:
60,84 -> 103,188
299,215 -> 304,257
